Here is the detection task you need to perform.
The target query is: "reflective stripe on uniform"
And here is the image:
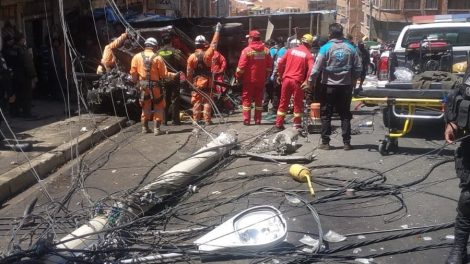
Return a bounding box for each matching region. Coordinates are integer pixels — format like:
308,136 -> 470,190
243,106 -> 252,111
277,111 -> 287,116
255,107 -> 264,111
293,112 -> 303,118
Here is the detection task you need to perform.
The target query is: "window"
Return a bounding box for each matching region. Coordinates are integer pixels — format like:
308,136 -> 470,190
448,0 -> 470,9
381,0 -> 399,9
402,27 -> 470,47
404,0 -> 420,9
0,5 -> 16,22
425,0 -> 438,9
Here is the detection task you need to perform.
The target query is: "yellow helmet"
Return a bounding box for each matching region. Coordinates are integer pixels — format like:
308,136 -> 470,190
301,34 -> 315,45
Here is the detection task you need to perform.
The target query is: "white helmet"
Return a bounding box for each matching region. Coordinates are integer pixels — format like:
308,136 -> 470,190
144,37 -> 158,47
289,39 -> 300,48
195,35 -> 207,45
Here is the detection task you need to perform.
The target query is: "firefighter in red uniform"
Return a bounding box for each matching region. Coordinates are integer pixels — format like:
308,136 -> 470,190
187,23 -> 221,125
275,34 -> 315,130
211,50 -> 227,94
236,30 -> 273,125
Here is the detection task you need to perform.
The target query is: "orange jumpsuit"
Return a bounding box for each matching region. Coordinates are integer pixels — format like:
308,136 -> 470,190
236,41 -> 272,124
130,48 -> 174,123
97,33 -> 127,74
187,31 -> 220,123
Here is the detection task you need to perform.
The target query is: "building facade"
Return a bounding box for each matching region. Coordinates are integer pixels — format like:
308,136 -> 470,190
308,0 -> 337,11
361,0 -> 470,42
336,0 -> 363,42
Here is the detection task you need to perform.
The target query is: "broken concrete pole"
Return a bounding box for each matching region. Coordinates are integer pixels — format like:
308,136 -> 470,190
272,128 -> 299,155
42,131 -> 238,263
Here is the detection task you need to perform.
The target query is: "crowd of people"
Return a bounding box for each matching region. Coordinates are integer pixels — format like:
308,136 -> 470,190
1,33 -> 38,119
93,22 -> 375,150
0,22 -> 69,123
0,20 -> 376,149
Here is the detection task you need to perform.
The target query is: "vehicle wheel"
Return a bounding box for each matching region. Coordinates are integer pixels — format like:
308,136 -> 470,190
378,140 -> 388,156
387,138 -> 399,153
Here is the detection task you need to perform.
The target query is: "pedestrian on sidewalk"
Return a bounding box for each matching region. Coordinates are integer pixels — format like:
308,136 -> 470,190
274,34 -> 315,131
130,37 -> 177,136
236,30 -> 272,125
10,34 -> 37,119
0,53 -> 13,138
308,23 -> 362,151
187,23 -> 221,126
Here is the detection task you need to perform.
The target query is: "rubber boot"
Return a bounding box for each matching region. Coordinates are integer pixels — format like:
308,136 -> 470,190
254,109 -> 262,125
275,114 -> 285,129
243,109 -> 251,125
141,120 -> 151,134
154,121 -> 163,136
446,229 -> 469,264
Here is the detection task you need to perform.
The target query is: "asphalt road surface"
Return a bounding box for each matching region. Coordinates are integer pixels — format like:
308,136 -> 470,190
0,103 -> 461,264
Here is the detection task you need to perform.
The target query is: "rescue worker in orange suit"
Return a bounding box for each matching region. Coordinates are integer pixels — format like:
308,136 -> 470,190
275,34 -> 315,131
130,37 -> 177,135
212,50 -> 233,112
236,30 -> 272,125
187,22 -> 222,126
97,31 -> 128,74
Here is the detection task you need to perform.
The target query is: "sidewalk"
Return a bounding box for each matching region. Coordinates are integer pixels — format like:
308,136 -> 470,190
0,99 -> 127,203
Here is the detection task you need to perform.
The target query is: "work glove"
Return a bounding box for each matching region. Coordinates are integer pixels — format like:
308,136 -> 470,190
173,71 -> 180,81
276,77 -> 282,85
215,22 -> 222,32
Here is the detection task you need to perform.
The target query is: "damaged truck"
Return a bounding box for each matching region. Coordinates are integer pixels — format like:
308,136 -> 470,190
75,11 -> 336,121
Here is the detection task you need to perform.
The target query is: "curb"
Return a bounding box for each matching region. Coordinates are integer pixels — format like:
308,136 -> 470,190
0,116 -> 128,204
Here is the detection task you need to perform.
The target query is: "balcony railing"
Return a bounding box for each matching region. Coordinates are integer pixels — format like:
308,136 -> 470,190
380,0 -> 400,10
424,0 -> 438,10
364,0 -> 439,11
448,0 -> 470,9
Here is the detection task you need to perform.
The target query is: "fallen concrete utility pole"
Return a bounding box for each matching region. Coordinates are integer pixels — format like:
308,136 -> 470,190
42,131 -> 238,263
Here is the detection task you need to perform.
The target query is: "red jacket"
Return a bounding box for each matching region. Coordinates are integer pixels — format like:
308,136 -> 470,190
236,41 -> 272,84
278,44 -> 314,84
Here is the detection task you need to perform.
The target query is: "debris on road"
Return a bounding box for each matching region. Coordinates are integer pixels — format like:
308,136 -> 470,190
324,230 -> 347,243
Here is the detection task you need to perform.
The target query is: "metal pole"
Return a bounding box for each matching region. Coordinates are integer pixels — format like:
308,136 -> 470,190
249,17 -> 252,31
316,13 -> 321,36
309,12 -> 313,34
288,15 -> 292,36
368,0 -> 372,40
